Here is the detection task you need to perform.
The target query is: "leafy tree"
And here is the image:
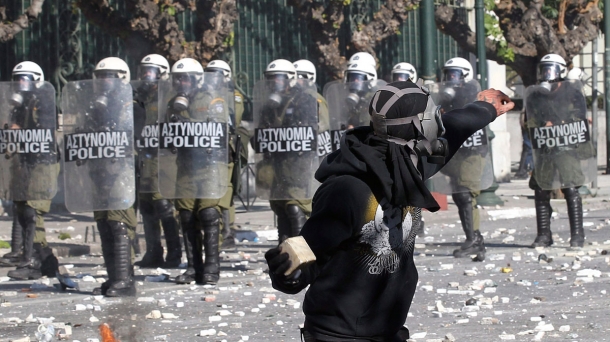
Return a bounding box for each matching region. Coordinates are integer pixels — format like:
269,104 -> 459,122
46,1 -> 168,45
435,0 -> 602,86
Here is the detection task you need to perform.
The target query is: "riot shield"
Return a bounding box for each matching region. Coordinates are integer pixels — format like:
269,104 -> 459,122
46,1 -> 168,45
430,128 -> 494,194
429,80 -> 494,194
428,80 -> 481,112
324,79 -> 387,151
0,81 -> 58,201
132,80 -> 161,193
252,80 -> 319,200
61,79 -> 136,212
525,80 -> 596,190
157,74 -> 230,199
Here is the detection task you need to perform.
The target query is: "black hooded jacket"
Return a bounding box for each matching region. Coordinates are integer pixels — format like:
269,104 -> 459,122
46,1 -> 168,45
269,98 -> 497,341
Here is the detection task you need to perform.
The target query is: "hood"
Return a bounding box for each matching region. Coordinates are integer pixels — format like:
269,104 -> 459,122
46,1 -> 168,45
316,126 -> 440,211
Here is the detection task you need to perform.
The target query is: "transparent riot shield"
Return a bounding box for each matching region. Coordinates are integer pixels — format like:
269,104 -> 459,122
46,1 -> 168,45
157,74 -> 230,199
61,79 -> 135,212
0,81 -> 58,201
428,80 -> 494,194
252,80 -> 319,200
324,79 -> 387,151
132,80 -> 161,193
428,80 -> 481,112
430,128 -> 494,194
525,80 -> 596,190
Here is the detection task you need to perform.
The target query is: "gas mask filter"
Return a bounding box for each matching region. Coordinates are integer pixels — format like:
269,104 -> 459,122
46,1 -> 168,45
9,93 -> 24,107
172,74 -> 195,111
173,94 -> 189,111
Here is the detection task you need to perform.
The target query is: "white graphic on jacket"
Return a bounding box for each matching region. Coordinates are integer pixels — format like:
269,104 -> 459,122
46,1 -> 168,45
359,204 -> 413,275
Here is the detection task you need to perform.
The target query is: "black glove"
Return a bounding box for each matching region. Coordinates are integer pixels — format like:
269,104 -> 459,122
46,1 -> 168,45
265,247 -> 301,285
265,247 -> 291,276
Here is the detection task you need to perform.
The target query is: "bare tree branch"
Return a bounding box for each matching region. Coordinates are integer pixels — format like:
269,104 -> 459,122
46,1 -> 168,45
0,0 -> 45,43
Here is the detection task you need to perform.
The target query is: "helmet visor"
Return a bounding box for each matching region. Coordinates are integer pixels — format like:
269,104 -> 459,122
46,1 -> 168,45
172,73 -> 195,94
392,72 -> 413,82
94,70 -> 120,79
12,74 -> 35,92
205,70 -> 225,89
265,73 -> 290,92
443,69 -> 464,83
538,63 -> 561,82
346,72 -> 366,83
138,65 -> 161,82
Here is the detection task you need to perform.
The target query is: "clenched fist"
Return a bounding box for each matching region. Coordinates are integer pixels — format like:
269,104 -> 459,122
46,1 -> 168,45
477,89 -> 515,116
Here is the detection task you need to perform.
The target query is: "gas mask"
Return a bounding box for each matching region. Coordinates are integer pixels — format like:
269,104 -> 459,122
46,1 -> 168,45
443,69 -> 464,86
10,74 -> 35,107
370,82 -> 448,166
540,81 -> 552,92
172,74 -> 195,111
138,65 -> 161,93
345,72 -> 367,107
265,73 -> 290,109
93,71 -> 120,111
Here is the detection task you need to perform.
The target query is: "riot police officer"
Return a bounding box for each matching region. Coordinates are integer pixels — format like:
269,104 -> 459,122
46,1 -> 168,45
253,59 -> 318,243
525,54 -> 593,248
344,62 -> 379,128
89,57 -> 138,296
134,54 -> 182,268
391,62 -> 417,82
160,58 -> 229,285
205,60 -> 248,249
294,59 -> 332,160
3,62 -> 60,279
436,57 -> 488,259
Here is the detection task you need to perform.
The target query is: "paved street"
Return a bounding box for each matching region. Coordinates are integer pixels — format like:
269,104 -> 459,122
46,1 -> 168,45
1,174 -> 610,342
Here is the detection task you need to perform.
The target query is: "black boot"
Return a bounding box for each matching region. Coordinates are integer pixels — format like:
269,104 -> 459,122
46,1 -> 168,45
514,142 -> 530,179
531,189 -> 553,247
286,205 -> 307,238
105,221 -> 136,297
176,210 -> 197,284
1,211 -> 23,267
134,201 -> 164,268
452,192 -> 485,259
220,208 -> 236,249
199,208 -> 220,285
8,206 -> 42,280
563,188 -> 584,247
276,210 -> 291,245
155,199 -> 182,268
93,219 -> 115,296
